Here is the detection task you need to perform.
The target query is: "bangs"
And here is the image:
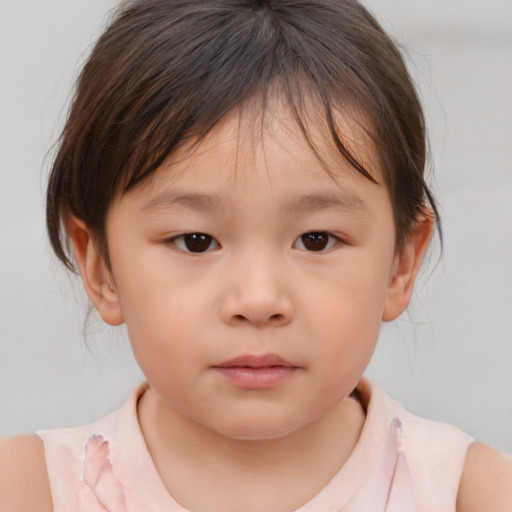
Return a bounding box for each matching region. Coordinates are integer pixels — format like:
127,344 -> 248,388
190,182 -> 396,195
47,0 -> 436,269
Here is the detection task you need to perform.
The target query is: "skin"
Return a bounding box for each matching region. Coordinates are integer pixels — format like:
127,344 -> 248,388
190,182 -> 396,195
1,106 -> 511,511
73,108 -> 432,511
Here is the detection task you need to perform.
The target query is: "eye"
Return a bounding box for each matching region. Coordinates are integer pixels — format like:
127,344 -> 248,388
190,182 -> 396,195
293,232 -> 340,252
169,233 -> 220,253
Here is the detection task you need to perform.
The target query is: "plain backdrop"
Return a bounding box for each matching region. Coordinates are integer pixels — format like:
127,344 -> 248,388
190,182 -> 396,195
1,0 -> 511,454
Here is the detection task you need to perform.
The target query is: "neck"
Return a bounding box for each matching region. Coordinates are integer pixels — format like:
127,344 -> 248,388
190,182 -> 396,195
138,387 -> 365,512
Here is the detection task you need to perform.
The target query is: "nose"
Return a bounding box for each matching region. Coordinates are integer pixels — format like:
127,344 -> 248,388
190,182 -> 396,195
219,254 -> 294,328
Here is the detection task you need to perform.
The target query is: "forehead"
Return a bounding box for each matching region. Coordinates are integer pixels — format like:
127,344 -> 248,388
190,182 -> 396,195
141,99 -> 382,198
119,103 -> 391,228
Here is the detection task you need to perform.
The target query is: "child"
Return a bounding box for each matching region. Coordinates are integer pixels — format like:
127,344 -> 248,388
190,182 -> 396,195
1,0 -> 511,510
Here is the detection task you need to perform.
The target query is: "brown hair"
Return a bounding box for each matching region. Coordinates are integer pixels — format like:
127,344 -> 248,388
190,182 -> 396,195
46,0 -> 439,270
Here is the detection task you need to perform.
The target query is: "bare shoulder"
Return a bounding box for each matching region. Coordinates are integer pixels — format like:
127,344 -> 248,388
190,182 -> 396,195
456,441 -> 512,512
0,434 -> 53,512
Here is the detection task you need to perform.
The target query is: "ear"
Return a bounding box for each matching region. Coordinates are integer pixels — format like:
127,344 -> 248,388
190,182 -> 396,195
382,215 -> 435,322
66,215 -> 124,326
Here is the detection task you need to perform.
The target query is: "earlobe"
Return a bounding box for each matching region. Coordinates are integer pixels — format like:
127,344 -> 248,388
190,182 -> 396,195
382,215 -> 435,322
66,216 -> 124,326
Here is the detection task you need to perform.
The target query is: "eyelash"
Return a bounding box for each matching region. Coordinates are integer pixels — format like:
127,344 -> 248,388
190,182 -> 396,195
167,233 -> 220,253
293,232 -> 341,252
166,231 -> 342,254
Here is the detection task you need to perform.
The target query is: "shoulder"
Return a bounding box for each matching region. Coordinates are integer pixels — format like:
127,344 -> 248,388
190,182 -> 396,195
456,441 -> 512,512
0,434 -> 53,512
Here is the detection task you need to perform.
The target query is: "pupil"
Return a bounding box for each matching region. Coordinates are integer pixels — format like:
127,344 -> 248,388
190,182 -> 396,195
302,232 -> 328,251
184,233 -> 212,252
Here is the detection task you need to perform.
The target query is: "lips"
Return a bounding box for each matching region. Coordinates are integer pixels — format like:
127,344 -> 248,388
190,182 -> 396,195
215,354 -> 295,368
213,354 -> 299,388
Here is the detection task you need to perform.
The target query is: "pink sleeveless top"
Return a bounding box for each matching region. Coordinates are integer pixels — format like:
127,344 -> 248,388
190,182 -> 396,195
37,378 -> 473,511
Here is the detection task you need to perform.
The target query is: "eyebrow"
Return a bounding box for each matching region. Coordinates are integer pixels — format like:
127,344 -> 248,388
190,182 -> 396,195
280,192 -> 367,215
142,192 -> 231,213
142,190 -> 367,215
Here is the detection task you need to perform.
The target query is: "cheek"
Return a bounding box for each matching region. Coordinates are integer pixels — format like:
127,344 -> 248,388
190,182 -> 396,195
303,255 -> 390,375
125,298 -> 208,414
114,245 -> 206,326
115,272 -> 208,376
309,258 -> 390,331
312,303 -> 379,381
125,292 -> 201,353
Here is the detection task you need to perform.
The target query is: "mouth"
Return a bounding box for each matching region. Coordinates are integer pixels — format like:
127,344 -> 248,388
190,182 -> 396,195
212,354 -> 299,389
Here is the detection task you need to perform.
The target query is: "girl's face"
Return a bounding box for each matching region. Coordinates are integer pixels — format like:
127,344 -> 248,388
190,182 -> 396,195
76,107 -> 429,440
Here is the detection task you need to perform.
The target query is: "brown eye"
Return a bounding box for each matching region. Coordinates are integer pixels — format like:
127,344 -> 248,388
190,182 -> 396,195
295,232 -> 338,252
172,233 -> 219,253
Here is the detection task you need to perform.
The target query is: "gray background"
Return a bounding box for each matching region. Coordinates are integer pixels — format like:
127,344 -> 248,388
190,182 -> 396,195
1,1 -> 511,454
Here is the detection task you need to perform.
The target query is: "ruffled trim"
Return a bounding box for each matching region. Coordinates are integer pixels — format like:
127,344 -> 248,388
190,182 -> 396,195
78,434 -> 128,512
341,419 -> 416,511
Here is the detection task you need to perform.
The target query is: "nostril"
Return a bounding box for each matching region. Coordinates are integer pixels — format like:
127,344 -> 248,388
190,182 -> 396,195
232,313 -> 284,325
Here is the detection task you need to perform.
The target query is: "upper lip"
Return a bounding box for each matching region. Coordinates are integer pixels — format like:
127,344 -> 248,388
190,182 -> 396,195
214,354 -> 296,368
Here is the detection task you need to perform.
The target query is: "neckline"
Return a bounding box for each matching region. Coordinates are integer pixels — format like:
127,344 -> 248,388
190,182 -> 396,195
113,378 -> 393,511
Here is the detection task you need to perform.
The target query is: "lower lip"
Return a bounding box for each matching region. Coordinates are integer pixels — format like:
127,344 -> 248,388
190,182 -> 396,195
213,366 -> 297,388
